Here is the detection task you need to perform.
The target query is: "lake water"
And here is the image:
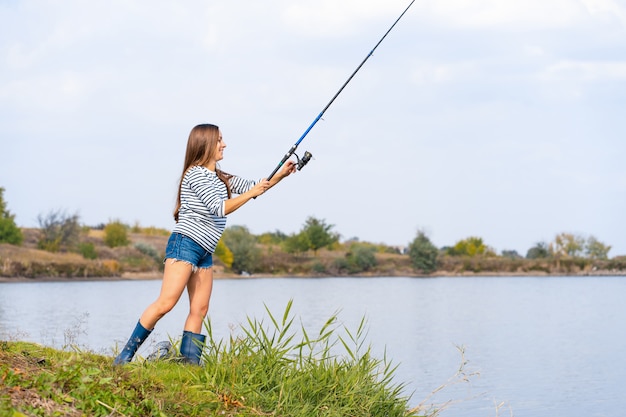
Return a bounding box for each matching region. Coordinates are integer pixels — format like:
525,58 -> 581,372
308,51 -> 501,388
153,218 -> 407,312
1,276 -> 624,417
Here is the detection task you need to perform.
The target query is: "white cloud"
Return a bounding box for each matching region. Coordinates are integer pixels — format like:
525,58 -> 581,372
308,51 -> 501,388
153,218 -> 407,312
282,0 -> 413,36
1,71 -> 98,112
5,43 -> 36,70
581,0 -> 626,25
523,44 -> 548,58
540,60 -> 626,81
415,0 -> 624,29
409,60 -> 480,85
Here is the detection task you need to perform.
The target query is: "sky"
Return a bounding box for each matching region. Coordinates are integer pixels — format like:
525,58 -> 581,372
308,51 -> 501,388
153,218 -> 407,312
1,0 -> 625,257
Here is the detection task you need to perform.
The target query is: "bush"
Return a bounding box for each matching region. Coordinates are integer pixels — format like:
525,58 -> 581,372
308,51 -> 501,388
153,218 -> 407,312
134,241 -> 160,262
447,236 -> 490,257
104,221 -> 129,248
311,261 -> 327,274
526,242 -> 549,259
37,210 -> 80,252
333,257 -> 351,273
77,242 -> 97,259
282,233 -> 310,255
214,240 -> 234,268
345,243 -> 378,273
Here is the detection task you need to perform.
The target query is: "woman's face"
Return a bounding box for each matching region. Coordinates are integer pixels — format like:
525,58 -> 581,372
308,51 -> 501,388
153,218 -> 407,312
214,132 -> 226,162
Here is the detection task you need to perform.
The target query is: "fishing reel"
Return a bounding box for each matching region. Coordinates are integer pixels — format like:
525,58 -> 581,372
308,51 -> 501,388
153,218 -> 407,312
295,151 -> 313,171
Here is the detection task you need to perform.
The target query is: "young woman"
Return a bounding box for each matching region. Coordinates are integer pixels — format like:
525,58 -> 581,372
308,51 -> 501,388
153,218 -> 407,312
114,123 -> 296,365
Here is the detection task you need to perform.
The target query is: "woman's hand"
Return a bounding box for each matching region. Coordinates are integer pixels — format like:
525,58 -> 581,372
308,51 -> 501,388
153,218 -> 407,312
268,160 -> 297,188
278,160 -> 297,178
251,179 -> 271,197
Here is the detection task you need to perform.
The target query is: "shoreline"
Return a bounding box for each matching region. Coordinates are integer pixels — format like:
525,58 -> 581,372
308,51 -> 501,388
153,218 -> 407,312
1,269 -> 625,283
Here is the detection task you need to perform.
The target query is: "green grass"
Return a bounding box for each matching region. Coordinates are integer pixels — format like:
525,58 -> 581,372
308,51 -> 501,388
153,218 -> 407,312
1,301 -> 429,417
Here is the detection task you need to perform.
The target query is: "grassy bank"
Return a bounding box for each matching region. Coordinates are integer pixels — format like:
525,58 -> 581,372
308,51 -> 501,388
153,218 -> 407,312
1,303 -> 430,417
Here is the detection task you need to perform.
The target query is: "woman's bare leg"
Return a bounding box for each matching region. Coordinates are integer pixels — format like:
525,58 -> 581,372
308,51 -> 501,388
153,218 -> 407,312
139,260 -> 193,330
184,267 -> 214,333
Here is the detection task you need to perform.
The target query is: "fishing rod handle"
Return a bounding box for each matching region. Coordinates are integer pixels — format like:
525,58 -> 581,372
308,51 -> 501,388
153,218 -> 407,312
267,145 -> 297,181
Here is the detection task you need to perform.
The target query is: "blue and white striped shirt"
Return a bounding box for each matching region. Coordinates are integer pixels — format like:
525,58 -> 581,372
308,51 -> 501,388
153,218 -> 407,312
172,166 -> 257,253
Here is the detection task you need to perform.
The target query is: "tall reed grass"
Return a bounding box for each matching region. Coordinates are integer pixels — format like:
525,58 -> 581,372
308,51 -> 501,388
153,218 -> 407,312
197,299 -> 420,416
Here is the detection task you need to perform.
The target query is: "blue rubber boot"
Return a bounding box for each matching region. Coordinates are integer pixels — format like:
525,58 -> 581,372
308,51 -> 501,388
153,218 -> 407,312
180,330 -> 206,365
114,321 -> 152,365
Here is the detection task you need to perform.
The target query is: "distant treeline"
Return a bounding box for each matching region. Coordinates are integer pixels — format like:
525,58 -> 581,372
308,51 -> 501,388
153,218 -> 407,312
0,189 -> 623,278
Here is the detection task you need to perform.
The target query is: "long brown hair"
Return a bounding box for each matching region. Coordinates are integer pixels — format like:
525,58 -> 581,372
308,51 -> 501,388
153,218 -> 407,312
173,124 -> 232,222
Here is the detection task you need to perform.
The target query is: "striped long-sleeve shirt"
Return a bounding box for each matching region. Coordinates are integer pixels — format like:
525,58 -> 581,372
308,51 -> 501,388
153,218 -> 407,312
172,165 -> 257,253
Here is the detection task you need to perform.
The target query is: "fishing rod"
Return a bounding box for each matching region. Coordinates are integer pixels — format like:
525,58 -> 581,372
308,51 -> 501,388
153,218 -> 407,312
266,0 -> 416,180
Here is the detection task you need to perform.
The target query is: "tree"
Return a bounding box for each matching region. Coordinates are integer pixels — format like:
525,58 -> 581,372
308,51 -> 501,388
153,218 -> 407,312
408,231 -> 438,273
0,187 -> 23,245
222,225 -> 261,273
300,216 -> 339,255
585,236 -> 611,260
550,233 -> 585,258
37,209 -> 81,252
526,241 -> 549,259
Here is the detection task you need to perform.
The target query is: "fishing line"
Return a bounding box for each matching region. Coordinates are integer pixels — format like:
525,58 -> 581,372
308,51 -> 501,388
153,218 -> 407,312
266,0 -> 416,180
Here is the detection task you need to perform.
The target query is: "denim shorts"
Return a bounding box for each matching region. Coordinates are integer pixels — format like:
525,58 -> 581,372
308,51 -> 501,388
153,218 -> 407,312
164,233 -> 213,269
